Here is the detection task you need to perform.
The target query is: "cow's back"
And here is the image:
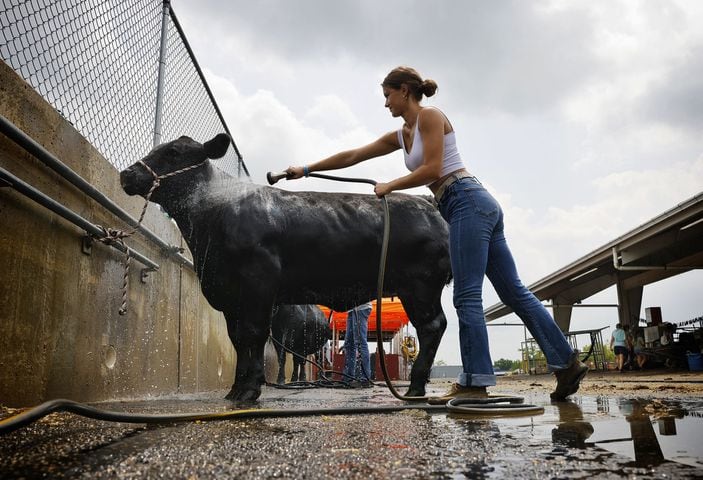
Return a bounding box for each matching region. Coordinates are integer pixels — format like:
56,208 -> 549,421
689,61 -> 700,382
269,189 -> 450,306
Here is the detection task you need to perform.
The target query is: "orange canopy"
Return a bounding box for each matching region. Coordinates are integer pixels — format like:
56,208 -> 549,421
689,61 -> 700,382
320,298 -> 409,334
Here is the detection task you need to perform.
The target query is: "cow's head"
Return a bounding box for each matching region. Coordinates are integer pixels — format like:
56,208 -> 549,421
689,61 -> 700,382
120,133 -> 230,197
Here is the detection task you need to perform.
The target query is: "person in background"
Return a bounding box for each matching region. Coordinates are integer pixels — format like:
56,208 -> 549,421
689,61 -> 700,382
660,323 -> 675,347
343,302 -> 373,387
622,325 -> 637,370
610,323 -> 628,372
633,331 -> 647,369
285,66 -> 587,402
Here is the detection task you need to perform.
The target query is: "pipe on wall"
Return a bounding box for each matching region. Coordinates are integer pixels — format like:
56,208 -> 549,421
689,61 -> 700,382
0,114 -> 193,270
0,166 -> 159,271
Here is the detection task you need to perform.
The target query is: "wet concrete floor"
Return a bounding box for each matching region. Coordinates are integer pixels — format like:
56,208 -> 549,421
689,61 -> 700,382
1,380 -> 703,479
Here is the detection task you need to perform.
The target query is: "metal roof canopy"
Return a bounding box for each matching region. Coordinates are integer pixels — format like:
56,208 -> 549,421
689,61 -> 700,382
485,191 -> 703,330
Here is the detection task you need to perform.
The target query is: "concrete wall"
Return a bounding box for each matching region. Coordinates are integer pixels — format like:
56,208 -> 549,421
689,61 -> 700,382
0,61 -> 240,407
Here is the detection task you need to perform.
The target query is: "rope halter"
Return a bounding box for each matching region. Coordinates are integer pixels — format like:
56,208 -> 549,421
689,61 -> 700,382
95,158 -> 208,315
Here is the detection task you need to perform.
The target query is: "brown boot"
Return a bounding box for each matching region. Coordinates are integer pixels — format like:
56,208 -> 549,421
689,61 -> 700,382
427,383 -> 488,405
550,353 -> 588,401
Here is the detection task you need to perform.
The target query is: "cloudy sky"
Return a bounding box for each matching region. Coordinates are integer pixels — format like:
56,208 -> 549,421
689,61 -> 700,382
173,0 -> 702,365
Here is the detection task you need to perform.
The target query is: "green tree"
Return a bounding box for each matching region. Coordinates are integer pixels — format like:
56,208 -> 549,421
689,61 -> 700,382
493,358 -> 520,371
602,344 -> 615,362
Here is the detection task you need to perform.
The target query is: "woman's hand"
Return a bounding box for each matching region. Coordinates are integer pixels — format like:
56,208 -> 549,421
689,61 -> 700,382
285,166 -> 305,180
374,182 -> 393,198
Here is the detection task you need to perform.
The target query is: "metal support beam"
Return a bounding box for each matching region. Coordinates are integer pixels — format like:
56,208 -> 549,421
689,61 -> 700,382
612,247 -> 696,271
620,250 -> 703,291
551,295 -> 573,333
616,277 -> 643,329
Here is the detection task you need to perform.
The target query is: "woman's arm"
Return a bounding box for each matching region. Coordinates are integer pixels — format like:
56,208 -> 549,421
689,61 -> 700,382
286,131 -> 400,179
374,108 -> 445,197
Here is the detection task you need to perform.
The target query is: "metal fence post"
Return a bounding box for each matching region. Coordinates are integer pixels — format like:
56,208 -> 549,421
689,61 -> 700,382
153,0 -> 171,148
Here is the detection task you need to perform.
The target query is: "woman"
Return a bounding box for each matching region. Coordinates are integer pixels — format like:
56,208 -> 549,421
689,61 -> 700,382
610,323 -> 628,372
285,66 -> 587,402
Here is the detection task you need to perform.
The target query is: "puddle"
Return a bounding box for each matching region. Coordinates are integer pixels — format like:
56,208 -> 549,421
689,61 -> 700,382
588,398 -> 703,468
494,395 -> 703,470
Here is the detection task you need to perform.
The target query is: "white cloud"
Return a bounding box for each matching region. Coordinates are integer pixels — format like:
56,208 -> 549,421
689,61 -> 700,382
558,0 -> 703,174
303,94 -> 360,137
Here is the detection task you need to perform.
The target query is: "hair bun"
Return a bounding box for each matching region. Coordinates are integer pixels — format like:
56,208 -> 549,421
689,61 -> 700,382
382,67 -> 438,100
420,79 -> 438,97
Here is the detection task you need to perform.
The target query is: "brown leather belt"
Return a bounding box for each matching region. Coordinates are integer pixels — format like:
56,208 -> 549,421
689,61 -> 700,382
433,171 -> 476,204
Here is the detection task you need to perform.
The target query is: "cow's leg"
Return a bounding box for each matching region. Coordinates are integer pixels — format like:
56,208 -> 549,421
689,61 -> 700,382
223,306 -> 271,403
275,343 -> 286,385
225,325 -> 249,401
399,292 -> 447,398
296,357 -> 307,382
290,357 -> 299,382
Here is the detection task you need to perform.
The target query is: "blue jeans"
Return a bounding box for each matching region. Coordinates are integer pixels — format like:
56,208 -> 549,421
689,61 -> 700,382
438,177 -> 574,387
343,304 -> 372,381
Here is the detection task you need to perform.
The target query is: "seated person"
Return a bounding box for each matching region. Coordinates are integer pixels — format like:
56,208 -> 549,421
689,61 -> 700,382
633,334 -> 647,369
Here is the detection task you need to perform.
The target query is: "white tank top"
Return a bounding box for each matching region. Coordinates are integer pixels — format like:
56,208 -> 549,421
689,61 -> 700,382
398,110 -> 465,184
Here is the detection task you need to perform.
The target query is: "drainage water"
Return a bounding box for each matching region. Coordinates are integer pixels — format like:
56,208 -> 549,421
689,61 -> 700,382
493,395 -> 703,469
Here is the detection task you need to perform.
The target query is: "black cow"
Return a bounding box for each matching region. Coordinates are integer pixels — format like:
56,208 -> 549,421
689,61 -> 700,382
120,134 -> 451,403
270,304 -> 332,384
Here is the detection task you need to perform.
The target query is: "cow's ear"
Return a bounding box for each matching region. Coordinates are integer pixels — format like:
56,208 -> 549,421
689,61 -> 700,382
203,133 -> 230,159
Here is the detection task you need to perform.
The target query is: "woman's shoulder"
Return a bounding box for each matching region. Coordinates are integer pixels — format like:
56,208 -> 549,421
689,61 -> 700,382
419,106 -> 446,120
418,106 -> 451,131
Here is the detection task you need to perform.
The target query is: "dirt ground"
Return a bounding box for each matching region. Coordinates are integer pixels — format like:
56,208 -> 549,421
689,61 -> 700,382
491,367 -> 703,398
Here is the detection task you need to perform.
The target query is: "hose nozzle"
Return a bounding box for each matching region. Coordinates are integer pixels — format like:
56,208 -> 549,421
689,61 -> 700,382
266,171 -> 290,185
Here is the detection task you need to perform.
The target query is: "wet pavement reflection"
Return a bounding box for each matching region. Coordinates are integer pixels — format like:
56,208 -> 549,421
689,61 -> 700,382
588,397 -> 703,469
1,385 -> 703,478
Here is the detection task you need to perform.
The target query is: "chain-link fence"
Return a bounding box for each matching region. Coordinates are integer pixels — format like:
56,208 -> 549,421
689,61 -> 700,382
0,0 -> 248,178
